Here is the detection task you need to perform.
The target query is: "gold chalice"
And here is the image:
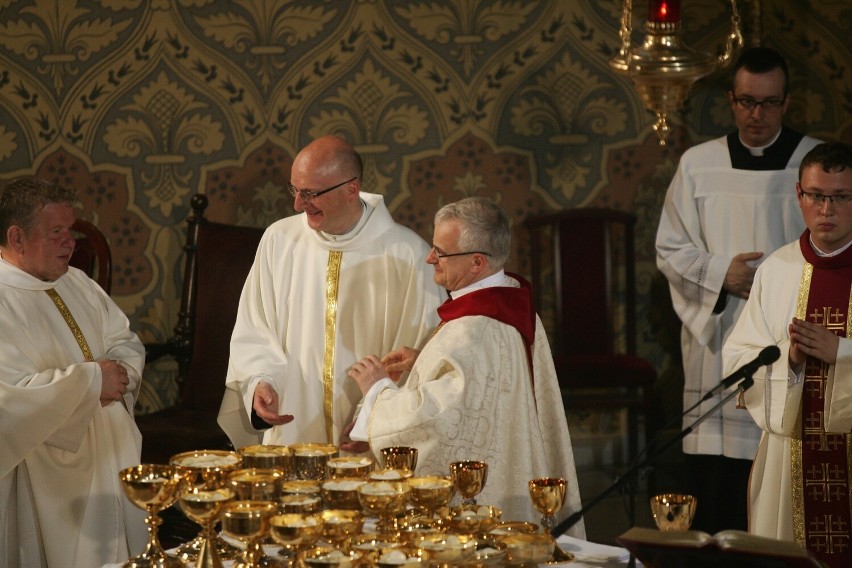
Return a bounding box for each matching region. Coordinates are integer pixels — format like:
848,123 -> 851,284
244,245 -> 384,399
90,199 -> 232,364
413,533 -> 477,567
321,477 -> 367,510
358,480 -> 411,534
170,449 -> 243,562
319,509 -> 365,548
227,467 -> 284,501
407,476 -> 455,517
290,443 -> 338,480
449,461 -> 488,506
373,545 -> 430,567
220,500 -> 277,568
327,455 -> 374,479
177,487 -> 235,568
119,464 -> 193,568
369,467 -> 414,481
444,504 -> 502,535
349,534 -> 403,561
301,546 -> 362,568
528,477 -> 567,532
279,493 -> 323,515
650,493 -> 697,531
498,532 -> 557,566
488,521 -> 539,537
238,444 -> 292,475
268,513 -> 322,563
471,538 -> 508,566
379,446 -> 419,471
280,478 -> 322,497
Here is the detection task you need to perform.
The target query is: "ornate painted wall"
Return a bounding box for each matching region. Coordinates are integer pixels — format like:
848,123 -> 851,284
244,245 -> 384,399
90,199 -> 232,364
0,0 -> 849,423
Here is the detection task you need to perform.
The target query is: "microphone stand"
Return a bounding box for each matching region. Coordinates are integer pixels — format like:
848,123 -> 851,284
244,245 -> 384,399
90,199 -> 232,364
551,376 -> 756,562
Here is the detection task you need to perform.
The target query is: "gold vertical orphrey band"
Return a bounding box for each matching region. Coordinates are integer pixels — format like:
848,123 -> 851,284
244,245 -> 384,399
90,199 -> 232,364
322,251 -> 343,443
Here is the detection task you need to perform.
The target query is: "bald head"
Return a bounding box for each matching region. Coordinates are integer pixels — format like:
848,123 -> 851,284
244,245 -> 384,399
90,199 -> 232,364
294,135 -> 363,181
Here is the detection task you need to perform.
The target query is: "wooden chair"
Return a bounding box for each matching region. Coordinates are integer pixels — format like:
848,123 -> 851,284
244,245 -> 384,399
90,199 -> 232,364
70,219 -> 112,294
525,208 -> 657,466
136,194 -> 265,464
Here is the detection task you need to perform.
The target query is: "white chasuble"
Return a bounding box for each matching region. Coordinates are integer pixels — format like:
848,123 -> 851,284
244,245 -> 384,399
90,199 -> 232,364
365,312 -> 585,539
0,261 -> 147,568
219,192 -> 444,448
724,235 -> 852,565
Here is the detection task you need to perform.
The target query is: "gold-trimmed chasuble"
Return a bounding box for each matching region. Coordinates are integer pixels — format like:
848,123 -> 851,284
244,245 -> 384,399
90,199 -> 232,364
45,288 -> 94,362
322,251 -> 343,443
792,260 -> 852,566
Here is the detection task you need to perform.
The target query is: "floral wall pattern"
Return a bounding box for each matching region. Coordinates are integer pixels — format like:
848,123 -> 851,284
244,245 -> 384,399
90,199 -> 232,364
0,0 -> 849,425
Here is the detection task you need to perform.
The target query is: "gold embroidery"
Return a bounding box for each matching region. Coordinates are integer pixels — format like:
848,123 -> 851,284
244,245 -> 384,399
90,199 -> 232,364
45,288 -> 94,362
792,262 -> 812,546
323,251 -> 343,443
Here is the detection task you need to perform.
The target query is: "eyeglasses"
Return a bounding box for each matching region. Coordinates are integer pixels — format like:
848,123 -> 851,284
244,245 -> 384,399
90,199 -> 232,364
731,96 -> 785,111
288,176 -> 357,202
798,187 -> 852,206
430,246 -> 491,259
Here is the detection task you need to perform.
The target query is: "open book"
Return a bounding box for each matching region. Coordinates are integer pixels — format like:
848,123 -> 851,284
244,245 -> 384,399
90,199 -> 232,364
617,526 -> 824,568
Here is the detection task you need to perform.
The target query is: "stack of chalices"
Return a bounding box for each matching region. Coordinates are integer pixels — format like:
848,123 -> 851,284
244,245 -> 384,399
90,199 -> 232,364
118,444 -> 564,567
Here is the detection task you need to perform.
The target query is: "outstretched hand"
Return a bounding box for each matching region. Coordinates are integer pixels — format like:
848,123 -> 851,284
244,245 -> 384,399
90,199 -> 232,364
252,382 -> 294,425
347,355 -> 389,395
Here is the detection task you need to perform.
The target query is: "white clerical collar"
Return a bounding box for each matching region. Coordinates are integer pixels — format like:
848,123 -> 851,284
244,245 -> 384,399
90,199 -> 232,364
809,235 -> 852,257
450,269 -> 512,300
740,128 -> 782,157
318,198 -> 370,243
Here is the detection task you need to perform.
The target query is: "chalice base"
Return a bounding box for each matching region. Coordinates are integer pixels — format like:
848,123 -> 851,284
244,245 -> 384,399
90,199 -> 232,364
176,534 -> 240,562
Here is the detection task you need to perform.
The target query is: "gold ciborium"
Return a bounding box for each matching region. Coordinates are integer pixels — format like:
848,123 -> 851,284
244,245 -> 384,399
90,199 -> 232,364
379,446 -> 419,471
321,477 -> 367,510
279,493 -> 323,515
119,464 -> 193,567
413,533 -> 477,567
444,504 -> 502,536
301,546 -> 362,568
373,545 -> 430,567
269,513 -> 322,563
280,478 -> 321,497
220,500 -> 277,568
650,493 -> 697,531
290,443 -> 338,480
358,480 -> 411,533
319,509 -> 365,548
449,461 -> 488,506
498,532 -> 557,566
327,455 -> 374,479
170,449 -> 243,562
238,444 -> 292,475
369,467 -> 414,482
227,467 -> 284,501
407,476 -> 455,517
528,477 -> 567,532
178,487 -> 235,568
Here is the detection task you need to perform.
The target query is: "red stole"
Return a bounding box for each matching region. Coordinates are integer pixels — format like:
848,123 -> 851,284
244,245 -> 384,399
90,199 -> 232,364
437,273 -> 536,373
796,230 -> 852,567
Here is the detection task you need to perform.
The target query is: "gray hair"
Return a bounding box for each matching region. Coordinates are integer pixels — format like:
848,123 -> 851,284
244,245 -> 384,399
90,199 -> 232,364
0,178 -> 77,246
434,197 -> 510,268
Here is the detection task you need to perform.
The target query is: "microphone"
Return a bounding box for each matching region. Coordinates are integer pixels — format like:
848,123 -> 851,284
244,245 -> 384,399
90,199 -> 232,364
701,345 -> 781,402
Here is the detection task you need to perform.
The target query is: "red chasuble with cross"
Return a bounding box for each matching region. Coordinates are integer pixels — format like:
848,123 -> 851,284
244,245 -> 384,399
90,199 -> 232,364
795,231 -> 852,566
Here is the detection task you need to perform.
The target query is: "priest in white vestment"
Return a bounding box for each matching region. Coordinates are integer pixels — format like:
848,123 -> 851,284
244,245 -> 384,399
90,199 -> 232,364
656,47 -> 821,532
346,197 -> 585,539
724,142 -> 852,567
0,178 -> 146,568
219,135 -> 443,449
